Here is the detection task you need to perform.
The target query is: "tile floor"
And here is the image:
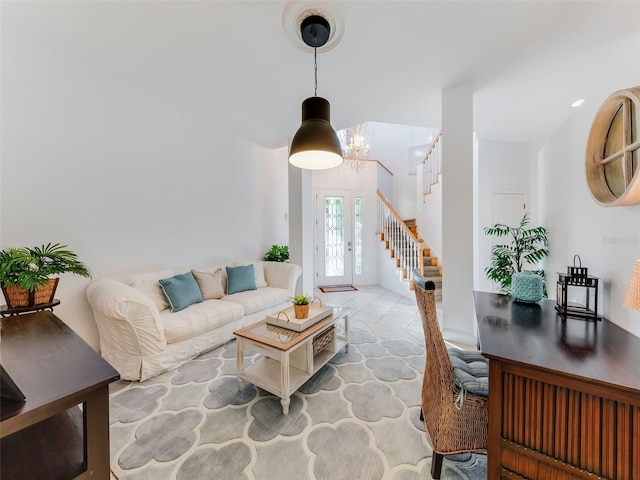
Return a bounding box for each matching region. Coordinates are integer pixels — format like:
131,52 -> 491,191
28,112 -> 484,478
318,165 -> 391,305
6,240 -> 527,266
314,284 -> 477,351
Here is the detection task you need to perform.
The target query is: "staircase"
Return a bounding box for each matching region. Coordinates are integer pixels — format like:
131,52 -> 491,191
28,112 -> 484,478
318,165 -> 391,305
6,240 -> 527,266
376,131 -> 444,300
421,245 -> 442,301
403,218 -> 442,299
422,130 -> 442,198
376,192 -> 443,300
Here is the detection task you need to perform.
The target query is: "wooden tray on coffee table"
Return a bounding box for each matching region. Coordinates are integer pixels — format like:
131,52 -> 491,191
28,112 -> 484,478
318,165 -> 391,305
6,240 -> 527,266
266,304 -> 333,332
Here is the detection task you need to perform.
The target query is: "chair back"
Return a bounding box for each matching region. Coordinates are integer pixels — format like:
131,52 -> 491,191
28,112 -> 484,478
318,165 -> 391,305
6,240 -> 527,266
413,270 -> 457,446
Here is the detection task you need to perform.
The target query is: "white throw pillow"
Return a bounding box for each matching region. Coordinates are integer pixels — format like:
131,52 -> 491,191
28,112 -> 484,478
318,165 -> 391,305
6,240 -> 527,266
234,261 -> 267,288
191,268 -> 225,299
125,269 -> 174,311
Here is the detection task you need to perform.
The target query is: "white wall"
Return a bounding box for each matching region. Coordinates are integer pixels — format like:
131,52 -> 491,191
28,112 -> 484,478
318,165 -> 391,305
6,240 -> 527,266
377,240 -> 413,300
1,30 -> 289,349
366,122 -> 417,219
475,139 -> 538,292
377,163 -> 393,201
539,97 -> 640,338
262,146 -> 290,248
288,164 -> 314,296
416,164 -> 442,261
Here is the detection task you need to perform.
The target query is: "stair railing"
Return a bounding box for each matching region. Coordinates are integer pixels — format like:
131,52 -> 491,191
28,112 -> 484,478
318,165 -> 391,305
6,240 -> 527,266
377,190 -> 424,277
422,130 -> 443,197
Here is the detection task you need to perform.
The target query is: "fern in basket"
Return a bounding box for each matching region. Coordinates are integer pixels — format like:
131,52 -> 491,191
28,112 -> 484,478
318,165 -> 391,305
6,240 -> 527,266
0,243 -> 91,292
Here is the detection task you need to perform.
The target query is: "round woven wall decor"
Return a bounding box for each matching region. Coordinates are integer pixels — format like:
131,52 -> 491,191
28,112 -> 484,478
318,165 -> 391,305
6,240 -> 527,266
585,86 -> 640,207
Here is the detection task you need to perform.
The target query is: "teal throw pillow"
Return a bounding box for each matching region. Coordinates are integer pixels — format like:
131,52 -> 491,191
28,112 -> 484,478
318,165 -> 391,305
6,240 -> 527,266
159,272 -> 203,312
226,264 -> 257,295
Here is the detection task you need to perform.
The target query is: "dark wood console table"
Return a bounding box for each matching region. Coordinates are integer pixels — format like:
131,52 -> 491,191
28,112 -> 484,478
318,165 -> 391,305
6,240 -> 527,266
474,291 -> 640,480
0,299 -> 60,317
1,311 -> 119,479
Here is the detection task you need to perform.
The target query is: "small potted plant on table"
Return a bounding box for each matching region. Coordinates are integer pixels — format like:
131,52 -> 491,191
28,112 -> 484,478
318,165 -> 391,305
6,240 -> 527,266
0,243 -> 91,309
290,294 -> 313,319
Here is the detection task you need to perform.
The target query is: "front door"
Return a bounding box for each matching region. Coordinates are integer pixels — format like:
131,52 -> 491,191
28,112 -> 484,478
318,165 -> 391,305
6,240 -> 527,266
316,190 -> 363,286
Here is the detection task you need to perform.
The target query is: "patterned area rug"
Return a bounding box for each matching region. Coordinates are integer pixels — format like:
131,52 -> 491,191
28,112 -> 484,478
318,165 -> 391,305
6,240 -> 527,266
109,329 -> 486,479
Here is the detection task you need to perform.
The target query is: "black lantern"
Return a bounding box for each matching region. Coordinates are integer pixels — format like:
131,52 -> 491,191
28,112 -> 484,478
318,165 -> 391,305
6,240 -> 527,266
555,255 -> 600,321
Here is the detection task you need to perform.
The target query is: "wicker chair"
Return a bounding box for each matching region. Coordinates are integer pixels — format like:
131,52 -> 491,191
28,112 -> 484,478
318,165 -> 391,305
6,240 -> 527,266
413,272 -> 488,479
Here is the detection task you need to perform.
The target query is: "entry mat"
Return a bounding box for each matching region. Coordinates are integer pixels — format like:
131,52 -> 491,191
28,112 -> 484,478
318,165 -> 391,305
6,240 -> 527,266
318,285 -> 358,293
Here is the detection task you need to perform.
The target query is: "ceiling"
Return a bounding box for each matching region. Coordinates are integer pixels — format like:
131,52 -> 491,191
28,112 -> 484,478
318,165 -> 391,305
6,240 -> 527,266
3,0 -> 640,150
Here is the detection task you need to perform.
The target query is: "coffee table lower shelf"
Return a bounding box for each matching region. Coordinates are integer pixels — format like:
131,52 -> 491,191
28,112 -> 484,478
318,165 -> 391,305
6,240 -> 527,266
235,308 -> 349,414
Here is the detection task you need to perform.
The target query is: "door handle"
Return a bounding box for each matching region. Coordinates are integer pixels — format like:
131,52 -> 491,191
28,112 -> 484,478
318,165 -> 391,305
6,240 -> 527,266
347,241 -> 352,252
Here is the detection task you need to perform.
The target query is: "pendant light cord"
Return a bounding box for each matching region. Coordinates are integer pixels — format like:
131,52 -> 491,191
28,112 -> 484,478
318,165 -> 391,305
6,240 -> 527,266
314,34 -> 318,97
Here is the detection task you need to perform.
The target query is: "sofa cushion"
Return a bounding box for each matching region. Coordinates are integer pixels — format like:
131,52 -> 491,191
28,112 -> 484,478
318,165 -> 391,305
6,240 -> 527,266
224,287 -> 289,315
161,299 -> 244,343
226,265 -> 257,295
126,269 -> 174,311
159,272 -> 203,313
191,268 -> 225,300
234,260 -> 267,288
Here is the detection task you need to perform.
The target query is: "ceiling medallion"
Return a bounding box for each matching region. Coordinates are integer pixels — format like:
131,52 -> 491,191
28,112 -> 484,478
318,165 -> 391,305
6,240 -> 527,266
282,1 -> 345,53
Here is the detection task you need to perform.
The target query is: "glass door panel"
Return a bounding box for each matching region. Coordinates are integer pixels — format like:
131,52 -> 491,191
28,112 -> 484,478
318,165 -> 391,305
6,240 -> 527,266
316,190 -> 362,287
324,196 -> 345,277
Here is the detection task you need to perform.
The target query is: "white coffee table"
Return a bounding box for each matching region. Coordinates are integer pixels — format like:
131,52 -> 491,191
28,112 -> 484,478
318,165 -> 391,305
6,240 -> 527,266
234,306 -> 349,415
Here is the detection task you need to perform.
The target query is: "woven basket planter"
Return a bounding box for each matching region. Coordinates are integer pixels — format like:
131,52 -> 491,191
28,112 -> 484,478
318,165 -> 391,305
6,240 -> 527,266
1,278 -> 59,308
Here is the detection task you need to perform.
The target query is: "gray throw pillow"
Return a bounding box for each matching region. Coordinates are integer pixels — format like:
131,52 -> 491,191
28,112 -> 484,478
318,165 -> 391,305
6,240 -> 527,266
191,268 -> 225,300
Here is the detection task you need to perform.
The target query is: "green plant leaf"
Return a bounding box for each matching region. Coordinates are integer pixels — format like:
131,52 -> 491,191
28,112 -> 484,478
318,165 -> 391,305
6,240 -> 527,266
264,244 -> 289,262
290,294 -> 313,305
484,212 -> 549,295
0,243 -> 91,291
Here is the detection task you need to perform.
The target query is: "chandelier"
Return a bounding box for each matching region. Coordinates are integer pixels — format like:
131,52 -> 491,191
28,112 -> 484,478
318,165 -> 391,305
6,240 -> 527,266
340,124 -> 372,173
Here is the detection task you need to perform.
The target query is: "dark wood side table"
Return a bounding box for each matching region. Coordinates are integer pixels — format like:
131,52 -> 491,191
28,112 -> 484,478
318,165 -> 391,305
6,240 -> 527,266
474,291 -> 640,480
1,311 -> 120,479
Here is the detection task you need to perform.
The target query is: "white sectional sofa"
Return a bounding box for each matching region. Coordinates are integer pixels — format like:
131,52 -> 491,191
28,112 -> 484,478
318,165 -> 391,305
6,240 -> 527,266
86,261 -> 301,381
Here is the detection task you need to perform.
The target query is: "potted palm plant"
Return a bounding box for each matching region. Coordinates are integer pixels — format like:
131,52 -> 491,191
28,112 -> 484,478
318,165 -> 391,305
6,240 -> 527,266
484,213 -> 549,296
0,243 -> 91,308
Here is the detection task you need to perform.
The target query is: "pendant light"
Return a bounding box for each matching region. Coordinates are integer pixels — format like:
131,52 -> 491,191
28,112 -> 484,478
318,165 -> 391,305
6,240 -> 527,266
289,15 -> 343,170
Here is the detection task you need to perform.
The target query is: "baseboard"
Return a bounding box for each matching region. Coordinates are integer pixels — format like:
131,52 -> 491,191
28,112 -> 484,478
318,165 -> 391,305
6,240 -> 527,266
442,328 -> 477,348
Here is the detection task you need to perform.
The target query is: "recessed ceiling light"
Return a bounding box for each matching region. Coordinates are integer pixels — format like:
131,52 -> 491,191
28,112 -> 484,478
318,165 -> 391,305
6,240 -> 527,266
572,99 -> 585,108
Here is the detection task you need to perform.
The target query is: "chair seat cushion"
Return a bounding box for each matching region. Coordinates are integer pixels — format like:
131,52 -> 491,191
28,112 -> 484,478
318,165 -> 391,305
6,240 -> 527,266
448,349 -> 489,397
